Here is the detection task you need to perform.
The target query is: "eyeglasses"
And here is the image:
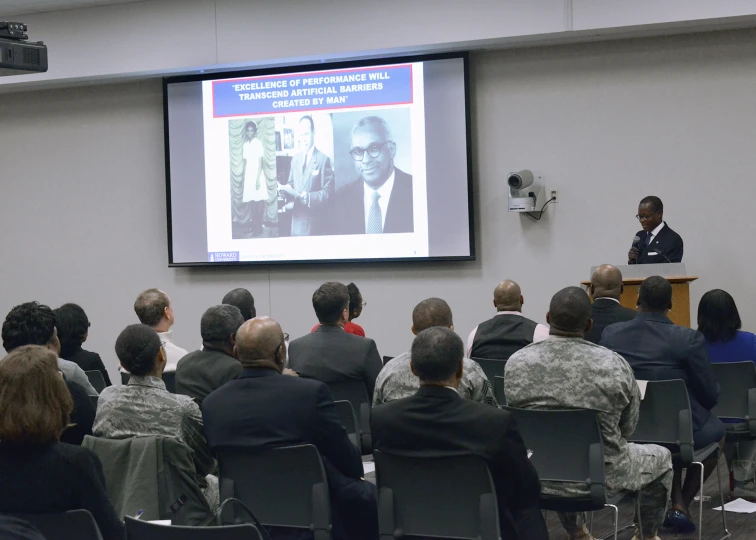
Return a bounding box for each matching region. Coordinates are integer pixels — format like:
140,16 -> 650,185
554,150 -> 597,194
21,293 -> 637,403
635,210 -> 660,221
361,302 -> 367,308
283,333 -> 290,342
349,141 -> 391,161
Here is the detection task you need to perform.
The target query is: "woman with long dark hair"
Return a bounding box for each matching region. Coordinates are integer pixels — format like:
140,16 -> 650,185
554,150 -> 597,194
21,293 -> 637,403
698,289 -> 756,499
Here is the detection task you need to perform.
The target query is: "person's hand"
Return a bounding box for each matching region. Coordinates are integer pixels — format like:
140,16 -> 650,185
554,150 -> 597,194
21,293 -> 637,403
299,193 -> 309,206
628,247 -> 639,261
284,201 -> 294,211
281,185 -> 298,198
283,368 -> 299,377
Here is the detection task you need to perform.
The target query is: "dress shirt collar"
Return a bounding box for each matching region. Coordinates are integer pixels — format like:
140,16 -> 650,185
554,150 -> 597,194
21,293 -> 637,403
127,375 -> 166,390
157,330 -> 174,343
649,221 -> 665,238
594,297 -> 621,304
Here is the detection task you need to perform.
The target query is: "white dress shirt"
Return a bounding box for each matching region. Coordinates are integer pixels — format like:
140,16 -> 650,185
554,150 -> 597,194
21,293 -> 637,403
363,170 -> 395,233
646,221 -> 665,247
596,297 -> 621,304
157,330 -> 188,372
465,311 -> 550,358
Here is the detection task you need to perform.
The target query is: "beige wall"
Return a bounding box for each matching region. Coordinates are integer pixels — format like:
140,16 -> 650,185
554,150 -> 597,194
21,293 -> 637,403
1,29 -> 755,381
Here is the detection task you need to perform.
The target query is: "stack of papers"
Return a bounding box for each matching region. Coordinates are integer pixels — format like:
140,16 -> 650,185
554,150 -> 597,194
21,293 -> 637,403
713,498 -> 756,513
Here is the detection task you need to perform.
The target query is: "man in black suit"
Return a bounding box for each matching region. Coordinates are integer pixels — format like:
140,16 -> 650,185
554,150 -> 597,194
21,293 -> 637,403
601,276 -> 724,534
372,327 -> 547,540
176,305 -> 244,404
584,264 -> 636,344
628,196 -> 683,264
202,317 -> 377,540
288,282 -> 382,398
336,116 -> 413,235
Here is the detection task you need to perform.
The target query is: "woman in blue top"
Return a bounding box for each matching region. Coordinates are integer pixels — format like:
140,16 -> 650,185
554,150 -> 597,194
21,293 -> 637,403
698,289 -> 756,499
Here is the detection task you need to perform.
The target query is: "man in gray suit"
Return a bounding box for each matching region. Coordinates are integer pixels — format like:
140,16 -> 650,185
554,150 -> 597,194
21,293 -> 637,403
280,115 -> 334,236
288,282 -> 382,398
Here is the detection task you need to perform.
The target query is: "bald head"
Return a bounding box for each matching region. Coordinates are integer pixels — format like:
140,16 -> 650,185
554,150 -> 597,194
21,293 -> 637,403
493,280 -> 523,312
234,317 -> 285,370
590,264 -> 624,300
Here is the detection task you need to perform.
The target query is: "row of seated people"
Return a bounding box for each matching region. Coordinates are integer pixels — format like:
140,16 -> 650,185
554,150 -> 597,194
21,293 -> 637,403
0,274 -> 754,539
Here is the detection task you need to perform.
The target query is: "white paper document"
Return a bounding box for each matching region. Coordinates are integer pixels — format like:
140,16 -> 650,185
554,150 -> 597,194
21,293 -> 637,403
362,461 -> 376,475
713,498 -> 756,513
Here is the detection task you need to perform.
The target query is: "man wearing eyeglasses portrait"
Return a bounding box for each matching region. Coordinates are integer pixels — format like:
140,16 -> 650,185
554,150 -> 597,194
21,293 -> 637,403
628,195 -> 684,264
336,115 -> 414,235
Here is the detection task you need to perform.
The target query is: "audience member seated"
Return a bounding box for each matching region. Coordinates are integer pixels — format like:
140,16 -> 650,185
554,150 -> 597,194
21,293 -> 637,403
94,324 -> 217,508
131,289 -> 187,372
176,305 -> 244,403
289,282 -> 382,397
697,288 -> 756,500
0,345 -> 124,540
373,297 -> 496,406
466,280 -> 549,359
601,276 -> 723,534
202,317 -> 378,540
312,282 -> 366,337
0,516 -> 45,540
372,327 -> 547,540
584,264 -> 636,344
2,301 -> 98,395
55,303 -> 111,386
507,287 -> 672,540
222,288 -> 256,321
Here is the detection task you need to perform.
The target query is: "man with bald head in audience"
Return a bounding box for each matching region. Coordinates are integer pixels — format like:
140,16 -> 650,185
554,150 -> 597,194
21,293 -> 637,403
202,317 -> 378,540
584,264 -> 637,344
374,297 -> 496,406
506,287 -> 672,540
221,288 -> 256,321
466,280 -> 549,359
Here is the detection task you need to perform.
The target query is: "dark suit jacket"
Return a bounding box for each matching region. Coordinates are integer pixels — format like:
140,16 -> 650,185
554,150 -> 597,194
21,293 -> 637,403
600,312 -> 719,431
63,347 -> 111,387
631,222 -> 684,264
175,348 -> 243,404
201,368 -> 363,483
336,167 -> 414,235
288,325 -> 382,398
287,147 -> 334,236
371,386 -> 541,539
584,298 -> 637,344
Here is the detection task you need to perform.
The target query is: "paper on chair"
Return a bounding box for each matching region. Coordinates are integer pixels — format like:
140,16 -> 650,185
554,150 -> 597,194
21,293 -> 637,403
713,498 -> 756,513
147,520 -> 172,525
363,462 -> 376,474
637,380 -> 648,400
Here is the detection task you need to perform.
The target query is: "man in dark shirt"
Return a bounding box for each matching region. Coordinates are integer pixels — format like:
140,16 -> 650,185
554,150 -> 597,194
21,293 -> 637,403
203,316 -> 378,540
373,327 -> 547,540
288,282 -> 382,398
584,264 -> 636,344
176,305 -> 244,403
221,288 -> 256,321
601,276 -> 724,533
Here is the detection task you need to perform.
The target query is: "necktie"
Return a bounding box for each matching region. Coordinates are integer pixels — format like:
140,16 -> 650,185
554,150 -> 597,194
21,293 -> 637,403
302,154 -> 308,174
367,191 -> 382,234
644,232 -> 652,248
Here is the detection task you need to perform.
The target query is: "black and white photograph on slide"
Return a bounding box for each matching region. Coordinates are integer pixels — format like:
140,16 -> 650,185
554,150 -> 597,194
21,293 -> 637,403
330,108 -> 414,236
275,113 -> 335,237
229,117 -> 279,239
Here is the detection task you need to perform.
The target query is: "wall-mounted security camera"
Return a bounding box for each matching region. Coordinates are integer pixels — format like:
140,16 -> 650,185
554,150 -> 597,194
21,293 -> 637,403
508,169 -> 545,212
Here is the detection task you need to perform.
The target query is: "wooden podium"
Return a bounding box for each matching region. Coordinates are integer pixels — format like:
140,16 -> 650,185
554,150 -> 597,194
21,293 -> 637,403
581,264 -> 697,327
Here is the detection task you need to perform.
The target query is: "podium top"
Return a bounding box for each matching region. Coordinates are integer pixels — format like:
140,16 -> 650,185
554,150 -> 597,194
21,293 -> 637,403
588,263 -> 687,280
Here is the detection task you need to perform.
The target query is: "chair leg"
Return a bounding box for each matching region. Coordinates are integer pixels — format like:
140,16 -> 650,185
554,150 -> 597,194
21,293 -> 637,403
715,457 -> 731,539
692,461 -> 704,540
589,511 -> 593,534
601,504 -> 618,540
635,492 -> 643,539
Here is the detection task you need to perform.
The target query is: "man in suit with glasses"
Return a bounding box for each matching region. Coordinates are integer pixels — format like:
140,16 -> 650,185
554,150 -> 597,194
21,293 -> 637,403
628,196 -> 683,264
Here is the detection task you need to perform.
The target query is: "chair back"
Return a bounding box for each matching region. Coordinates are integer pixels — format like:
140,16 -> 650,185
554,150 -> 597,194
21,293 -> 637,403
502,407 -> 607,507
471,357 -> 506,382
85,370 -> 107,393
90,394 -> 99,409
333,400 -> 359,449
325,380 -> 372,454
493,376 -> 505,405
382,356 -> 394,365
627,379 -> 695,464
162,372 -> 177,393
125,516 -> 262,539
712,362 -> 756,434
217,444 -> 331,539
12,510 -> 103,540
374,450 -> 500,540
121,372 -> 130,385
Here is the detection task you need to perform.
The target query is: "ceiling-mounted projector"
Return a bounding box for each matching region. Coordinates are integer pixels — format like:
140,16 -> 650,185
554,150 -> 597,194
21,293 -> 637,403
0,22 -> 48,76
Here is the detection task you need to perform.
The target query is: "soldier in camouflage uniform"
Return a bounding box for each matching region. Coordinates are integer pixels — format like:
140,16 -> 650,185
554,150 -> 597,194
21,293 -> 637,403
94,324 -> 218,508
505,287 -> 672,540
373,298 -> 497,407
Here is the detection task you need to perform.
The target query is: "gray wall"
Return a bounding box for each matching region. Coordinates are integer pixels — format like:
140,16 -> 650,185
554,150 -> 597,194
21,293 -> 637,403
2,29 -> 755,383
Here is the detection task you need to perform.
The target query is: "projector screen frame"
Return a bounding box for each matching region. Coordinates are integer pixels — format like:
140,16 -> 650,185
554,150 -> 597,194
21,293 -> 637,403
163,51 -> 475,268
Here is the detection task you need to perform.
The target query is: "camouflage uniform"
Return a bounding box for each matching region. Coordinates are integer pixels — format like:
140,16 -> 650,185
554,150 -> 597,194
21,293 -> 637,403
505,337 -> 672,537
94,375 -> 218,507
373,352 -> 497,407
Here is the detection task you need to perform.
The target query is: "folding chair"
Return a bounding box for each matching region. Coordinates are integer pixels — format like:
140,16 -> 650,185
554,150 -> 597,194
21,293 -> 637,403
471,357 -> 506,383
13,510 -> 103,540
125,516 -> 263,539
85,370 -> 107,393
326,380 -> 372,454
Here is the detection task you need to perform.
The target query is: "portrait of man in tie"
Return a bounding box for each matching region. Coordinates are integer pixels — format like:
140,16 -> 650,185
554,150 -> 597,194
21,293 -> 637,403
334,114 -> 414,235
279,115 -> 335,237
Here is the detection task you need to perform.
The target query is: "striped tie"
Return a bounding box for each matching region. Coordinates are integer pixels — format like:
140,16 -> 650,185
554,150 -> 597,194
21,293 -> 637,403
367,191 -> 382,234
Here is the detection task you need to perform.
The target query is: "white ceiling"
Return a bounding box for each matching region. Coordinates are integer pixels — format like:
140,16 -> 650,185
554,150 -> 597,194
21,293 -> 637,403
0,0 -> 149,18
